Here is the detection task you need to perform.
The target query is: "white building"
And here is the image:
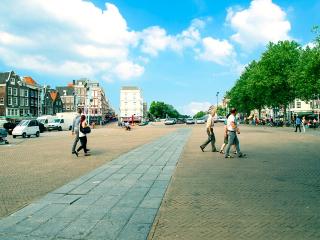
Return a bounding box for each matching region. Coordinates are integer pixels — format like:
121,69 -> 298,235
289,98 -> 320,118
120,86 -> 144,122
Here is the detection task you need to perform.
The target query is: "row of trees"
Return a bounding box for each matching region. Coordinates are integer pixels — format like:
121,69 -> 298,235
228,27 -> 320,118
149,101 -> 189,119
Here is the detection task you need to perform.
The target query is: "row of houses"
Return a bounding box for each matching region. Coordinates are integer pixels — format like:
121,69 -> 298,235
0,71 -> 113,122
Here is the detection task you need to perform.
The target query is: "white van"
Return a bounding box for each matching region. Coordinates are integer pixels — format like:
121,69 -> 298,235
12,120 -> 40,138
47,118 -> 73,131
37,115 -> 54,130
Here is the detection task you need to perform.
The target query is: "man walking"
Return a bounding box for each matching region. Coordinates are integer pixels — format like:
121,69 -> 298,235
294,116 -> 301,132
200,106 -> 218,152
72,108 -> 82,156
225,108 -> 246,158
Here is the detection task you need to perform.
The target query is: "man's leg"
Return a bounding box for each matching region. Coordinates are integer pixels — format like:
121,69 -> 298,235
72,131 -> 79,153
210,132 -> 217,152
200,130 -> 211,151
225,132 -> 236,157
298,124 -> 301,132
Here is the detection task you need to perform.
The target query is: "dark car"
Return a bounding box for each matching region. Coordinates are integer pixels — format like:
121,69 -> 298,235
3,121 -> 19,135
37,121 -> 46,133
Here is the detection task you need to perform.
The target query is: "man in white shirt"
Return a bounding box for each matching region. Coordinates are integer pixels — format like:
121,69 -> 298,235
200,106 -> 218,152
225,108 -> 246,158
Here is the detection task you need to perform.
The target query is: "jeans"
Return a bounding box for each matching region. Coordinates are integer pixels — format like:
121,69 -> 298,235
225,131 -> 241,157
72,130 -> 79,153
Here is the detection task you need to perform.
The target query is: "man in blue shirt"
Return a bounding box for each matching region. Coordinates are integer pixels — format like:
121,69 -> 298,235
294,116 -> 301,133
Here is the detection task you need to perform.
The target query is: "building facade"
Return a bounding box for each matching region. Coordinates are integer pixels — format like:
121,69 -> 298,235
56,85 -> 75,112
120,86 -> 144,122
23,77 -> 41,117
0,71 -> 30,118
42,88 -> 63,115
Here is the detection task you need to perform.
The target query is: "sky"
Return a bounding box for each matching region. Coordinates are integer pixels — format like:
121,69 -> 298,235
0,0 -> 319,115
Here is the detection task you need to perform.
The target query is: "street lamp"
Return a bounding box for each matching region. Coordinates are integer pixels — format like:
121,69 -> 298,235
216,91 -> 219,108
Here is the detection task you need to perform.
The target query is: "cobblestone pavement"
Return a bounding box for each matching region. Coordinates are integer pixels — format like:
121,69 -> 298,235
149,125 -> 320,240
0,128 -> 191,240
0,123 -> 175,218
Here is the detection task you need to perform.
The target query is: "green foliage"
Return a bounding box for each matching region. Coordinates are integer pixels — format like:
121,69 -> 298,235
149,101 -> 181,118
216,106 -> 227,116
193,111 -> 206,119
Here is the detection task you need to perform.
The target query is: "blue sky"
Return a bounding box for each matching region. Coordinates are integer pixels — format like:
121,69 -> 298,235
0,0 -> 319,115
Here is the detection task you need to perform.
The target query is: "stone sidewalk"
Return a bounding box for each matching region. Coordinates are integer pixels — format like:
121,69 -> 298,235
0,129 -> 191,240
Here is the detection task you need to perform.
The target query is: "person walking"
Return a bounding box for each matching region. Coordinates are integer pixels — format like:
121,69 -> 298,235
76,115 -> 90,156
200,106 -> 218,152
294,116 -> 301,132
225,108 -> 246,158
219,115 -> 237,154
71,108 -> 82,156
302,116 -> 306,133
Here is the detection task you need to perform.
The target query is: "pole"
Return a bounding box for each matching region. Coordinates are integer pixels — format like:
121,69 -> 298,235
216,91 -> 219,108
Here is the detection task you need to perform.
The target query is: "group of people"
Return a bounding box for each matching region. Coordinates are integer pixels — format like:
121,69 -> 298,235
294,116 -> 318,133
200,107 -> 246,158
71,108 -> 91,157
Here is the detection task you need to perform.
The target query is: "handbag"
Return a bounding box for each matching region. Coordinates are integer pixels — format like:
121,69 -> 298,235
80,124 -> 91,134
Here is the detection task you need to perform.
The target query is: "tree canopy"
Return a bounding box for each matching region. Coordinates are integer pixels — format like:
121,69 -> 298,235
227,33 -> 320,118
149,101 -> 181,118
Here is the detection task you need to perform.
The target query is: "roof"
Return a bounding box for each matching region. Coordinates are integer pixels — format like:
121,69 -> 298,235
0,72 -> 11,84
23,76 -> 37,85
50,91 -> 58,101
121,86 -> 140,90
56,86 -> 74,96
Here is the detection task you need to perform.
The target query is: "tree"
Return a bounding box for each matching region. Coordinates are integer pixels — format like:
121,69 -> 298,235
259,41 -> 301,118
193,111 -> 206,119
149,101 -> 182,118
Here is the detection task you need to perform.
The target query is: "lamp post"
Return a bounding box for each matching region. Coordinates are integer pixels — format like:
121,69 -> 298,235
216,91 -> 219,108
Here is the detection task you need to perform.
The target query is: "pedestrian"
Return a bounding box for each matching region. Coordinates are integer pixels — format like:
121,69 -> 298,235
302,116 -> 306,133
76,115 -> 90,156
313,118 -> 317,129
225,108 -> 246,158
294,116 -> 301,132
200,106 -> 218,152
219,115 -> 237,154
71,108 -> 82,156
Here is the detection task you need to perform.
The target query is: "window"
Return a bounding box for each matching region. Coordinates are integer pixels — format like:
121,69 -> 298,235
13,88 -> 17,96
8,87 -> 12,95
13,97 -> 18,106
297,102 -> 301,108
10,78 -> 15,84
20,97 -> 24,106
20,89 -> 24,96
24,90 -> 28,97
0,97 -> 4,105
8,97 -> 12,105
25,98 -> 29,106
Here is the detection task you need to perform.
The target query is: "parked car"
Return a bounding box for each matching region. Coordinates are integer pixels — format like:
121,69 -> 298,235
196,118 -> 206,124
47,118 -> 73,131
138,121 -> 149,126
215,116 -> 227,123
37,115 -> 55,130
3,121 -> 19,135
164,118 -> 176,125
0,119 -> 8,128
176,118 -> 186,124
186,118 -> 195,124
12,120 -> 40,138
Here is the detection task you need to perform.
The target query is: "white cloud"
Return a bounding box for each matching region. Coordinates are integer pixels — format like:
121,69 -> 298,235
140,19 -> 206,56
183,101 -> 212,116
227,0 -> 291,49
0,0 -> 140,80
114,61 -> 144,80
197,37 -> 235,65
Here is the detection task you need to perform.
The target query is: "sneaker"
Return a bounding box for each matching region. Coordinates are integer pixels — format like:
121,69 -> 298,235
233,151 -> 237,154
219,150 -> 224,154
200,146 -> 204,152
84,153 -> 91,156
238,153 -> 246,158
225,155 -> 233,158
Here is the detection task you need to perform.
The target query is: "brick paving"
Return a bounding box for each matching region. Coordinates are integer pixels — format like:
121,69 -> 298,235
0,129 -> 191,240
0,123 -> 174,218
149,125 -> 320,240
